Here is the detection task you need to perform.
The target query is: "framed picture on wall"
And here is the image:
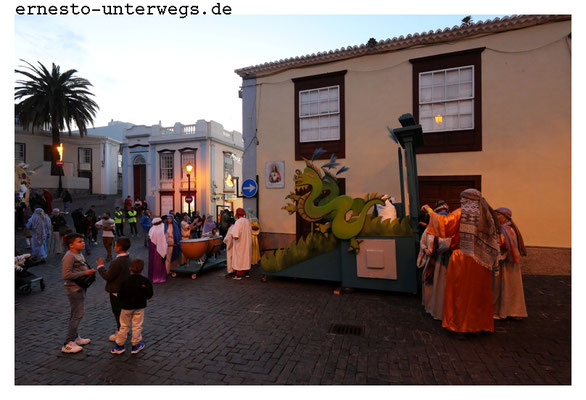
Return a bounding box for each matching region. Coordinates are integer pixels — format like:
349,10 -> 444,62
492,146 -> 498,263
266,161 -> 285,188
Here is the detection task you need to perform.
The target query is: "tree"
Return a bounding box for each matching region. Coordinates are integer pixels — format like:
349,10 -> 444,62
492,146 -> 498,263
15,60 -> 99,175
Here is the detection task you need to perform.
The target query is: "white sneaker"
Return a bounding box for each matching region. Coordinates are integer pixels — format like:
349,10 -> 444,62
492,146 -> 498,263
109,331 -> 119,342
75,336 -> 91,346
61,341 -> 83,353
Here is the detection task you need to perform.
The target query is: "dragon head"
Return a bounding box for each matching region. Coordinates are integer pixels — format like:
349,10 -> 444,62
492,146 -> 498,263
294,159 -> 323,194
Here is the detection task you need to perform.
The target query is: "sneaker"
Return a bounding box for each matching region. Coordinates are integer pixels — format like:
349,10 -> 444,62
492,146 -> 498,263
62,341 -> 83,353
111,344 -> 125,354
232,275 -> 242,280
131,342 -> 145,354
244,272 -> 250,278
224,272 -> 235,278
75,336 -> 91,346
109,331 -> 119,342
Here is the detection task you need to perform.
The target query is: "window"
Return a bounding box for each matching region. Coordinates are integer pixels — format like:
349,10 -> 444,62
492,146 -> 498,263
15,143 -> 25,163
294,70 -> 346,160
419,66 -> 474,132
160,153 -> 174,180
223,152 -> 234,192
181,152 -> 195,178
299,86 -> 340,142
79,148 -> 92,164
118,154 -> 123,169
411,48 -> 483,154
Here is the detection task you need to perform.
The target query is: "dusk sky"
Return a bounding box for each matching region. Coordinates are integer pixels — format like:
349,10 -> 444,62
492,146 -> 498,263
8,1 -> 518,133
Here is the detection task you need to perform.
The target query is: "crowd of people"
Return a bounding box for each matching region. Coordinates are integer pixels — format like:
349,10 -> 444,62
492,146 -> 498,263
18,186 -> 530,352
417,189 -> 528,335
50,193 -> 256,355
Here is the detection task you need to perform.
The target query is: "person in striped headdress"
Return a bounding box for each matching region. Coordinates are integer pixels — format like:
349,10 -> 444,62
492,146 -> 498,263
422,189 -> 501,333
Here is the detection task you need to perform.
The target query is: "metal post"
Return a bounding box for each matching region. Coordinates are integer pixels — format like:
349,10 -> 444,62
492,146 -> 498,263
187,173 -> 191,218
398,148 -> 405,218
256,174 -> 259,220
58,166 -> 63,197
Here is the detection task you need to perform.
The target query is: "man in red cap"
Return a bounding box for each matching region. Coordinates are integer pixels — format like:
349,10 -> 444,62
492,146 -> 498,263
229,208 -> 252,280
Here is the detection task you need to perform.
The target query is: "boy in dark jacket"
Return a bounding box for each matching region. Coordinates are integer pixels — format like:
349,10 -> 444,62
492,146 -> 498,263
111,259 -> 153,354
96,237 -> 131,342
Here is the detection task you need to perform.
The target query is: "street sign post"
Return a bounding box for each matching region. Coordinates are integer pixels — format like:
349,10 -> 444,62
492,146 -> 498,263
241,178 -> 258,198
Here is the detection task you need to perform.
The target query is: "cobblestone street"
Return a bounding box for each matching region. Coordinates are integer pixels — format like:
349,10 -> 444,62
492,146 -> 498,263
14,196 -> 571,385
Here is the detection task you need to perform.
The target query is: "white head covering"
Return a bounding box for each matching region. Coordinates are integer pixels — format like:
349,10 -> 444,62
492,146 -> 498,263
149,218 -> 167,258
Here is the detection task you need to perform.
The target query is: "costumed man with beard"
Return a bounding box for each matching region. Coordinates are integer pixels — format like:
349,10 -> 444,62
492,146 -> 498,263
227,208 -> 252,280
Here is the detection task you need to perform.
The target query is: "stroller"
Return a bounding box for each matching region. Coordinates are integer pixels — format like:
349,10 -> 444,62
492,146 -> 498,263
15,253 -> 45,295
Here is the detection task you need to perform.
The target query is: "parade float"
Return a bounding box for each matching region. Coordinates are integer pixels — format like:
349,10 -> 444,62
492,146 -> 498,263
260,114 -> 424,294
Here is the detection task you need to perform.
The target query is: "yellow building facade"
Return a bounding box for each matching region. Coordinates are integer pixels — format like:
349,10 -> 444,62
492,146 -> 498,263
236,15 -> 571,250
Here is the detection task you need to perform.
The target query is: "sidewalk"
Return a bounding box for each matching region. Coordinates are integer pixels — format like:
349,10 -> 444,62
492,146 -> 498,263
14,195 -> 571,385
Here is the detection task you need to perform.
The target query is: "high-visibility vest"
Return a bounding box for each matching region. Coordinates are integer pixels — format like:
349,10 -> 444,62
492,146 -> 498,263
114,211 -> 124,224
127,210 -> 137,223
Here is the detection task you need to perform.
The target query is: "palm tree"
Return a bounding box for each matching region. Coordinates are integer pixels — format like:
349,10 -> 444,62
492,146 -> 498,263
15,60 -> 99,175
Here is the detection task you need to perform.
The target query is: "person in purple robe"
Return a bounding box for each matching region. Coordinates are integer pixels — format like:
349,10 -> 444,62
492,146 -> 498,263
147,218 -> 167,283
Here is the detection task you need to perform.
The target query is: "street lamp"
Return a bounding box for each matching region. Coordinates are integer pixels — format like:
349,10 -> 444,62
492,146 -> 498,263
56,143 -> 64,196
186,163 -> 193,217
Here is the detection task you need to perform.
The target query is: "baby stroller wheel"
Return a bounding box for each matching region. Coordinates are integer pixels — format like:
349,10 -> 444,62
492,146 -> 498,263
20,285 -> 32,295
40,280 -> 45,291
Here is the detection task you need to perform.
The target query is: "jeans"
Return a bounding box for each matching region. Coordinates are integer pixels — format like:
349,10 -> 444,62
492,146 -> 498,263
103,236 -> 113,259
110,293 -> 122,331
116,308 -> 145,346
64,285 -> 85,344
115,223 -> 124,237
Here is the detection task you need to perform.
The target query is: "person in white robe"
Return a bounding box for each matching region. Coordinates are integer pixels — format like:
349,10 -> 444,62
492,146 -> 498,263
229,208 -> 252,280
223,219 -> 236,278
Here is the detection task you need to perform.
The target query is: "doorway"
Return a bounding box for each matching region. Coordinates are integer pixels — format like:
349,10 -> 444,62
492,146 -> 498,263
418,175 -> 481,213
78,171 -> 93,194
133,155 -> 146,201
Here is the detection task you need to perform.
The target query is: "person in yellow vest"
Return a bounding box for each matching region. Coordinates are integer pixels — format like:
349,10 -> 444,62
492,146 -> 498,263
127,207 -> 138,237
114,207 -> 125,237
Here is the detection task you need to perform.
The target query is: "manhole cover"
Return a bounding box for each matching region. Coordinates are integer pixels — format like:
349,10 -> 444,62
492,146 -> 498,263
328,324 -> 363,336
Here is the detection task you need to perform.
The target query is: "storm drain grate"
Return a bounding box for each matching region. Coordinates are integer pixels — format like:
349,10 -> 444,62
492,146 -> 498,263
328,324 -> 363,336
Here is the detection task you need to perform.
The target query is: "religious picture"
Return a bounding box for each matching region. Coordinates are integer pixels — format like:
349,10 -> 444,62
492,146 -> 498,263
266,161 -> 285,188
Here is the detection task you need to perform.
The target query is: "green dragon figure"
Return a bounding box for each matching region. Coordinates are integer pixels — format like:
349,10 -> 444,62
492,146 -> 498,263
283,158 -> 385,252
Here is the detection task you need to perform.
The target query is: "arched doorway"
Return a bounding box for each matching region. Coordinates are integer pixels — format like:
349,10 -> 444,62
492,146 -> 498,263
133,155 -> 146,201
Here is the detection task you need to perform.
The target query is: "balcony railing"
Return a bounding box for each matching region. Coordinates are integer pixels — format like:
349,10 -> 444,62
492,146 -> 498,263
160,180 -> 174,190
159,123 -> 199,136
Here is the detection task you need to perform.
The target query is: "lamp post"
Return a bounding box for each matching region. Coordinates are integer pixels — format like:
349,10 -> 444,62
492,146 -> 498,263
186,164 -> 193,217
56,143 -> 64,197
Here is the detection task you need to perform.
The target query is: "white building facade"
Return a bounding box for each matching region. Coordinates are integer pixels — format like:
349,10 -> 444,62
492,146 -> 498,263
121,120 -> 244,219
15,123 -> 121,195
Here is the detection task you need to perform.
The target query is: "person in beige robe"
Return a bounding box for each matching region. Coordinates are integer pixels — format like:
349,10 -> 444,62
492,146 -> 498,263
230,208 -> 252,280
493,207 -> 528,319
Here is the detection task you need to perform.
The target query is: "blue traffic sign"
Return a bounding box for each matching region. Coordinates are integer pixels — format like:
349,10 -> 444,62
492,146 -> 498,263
241,178 -> 258,198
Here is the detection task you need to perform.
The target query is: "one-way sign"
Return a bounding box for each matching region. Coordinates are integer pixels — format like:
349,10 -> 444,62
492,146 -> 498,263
241,178 -> 258,198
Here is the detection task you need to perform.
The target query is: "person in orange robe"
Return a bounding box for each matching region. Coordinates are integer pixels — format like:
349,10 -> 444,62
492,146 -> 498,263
422,188 -> 501,333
